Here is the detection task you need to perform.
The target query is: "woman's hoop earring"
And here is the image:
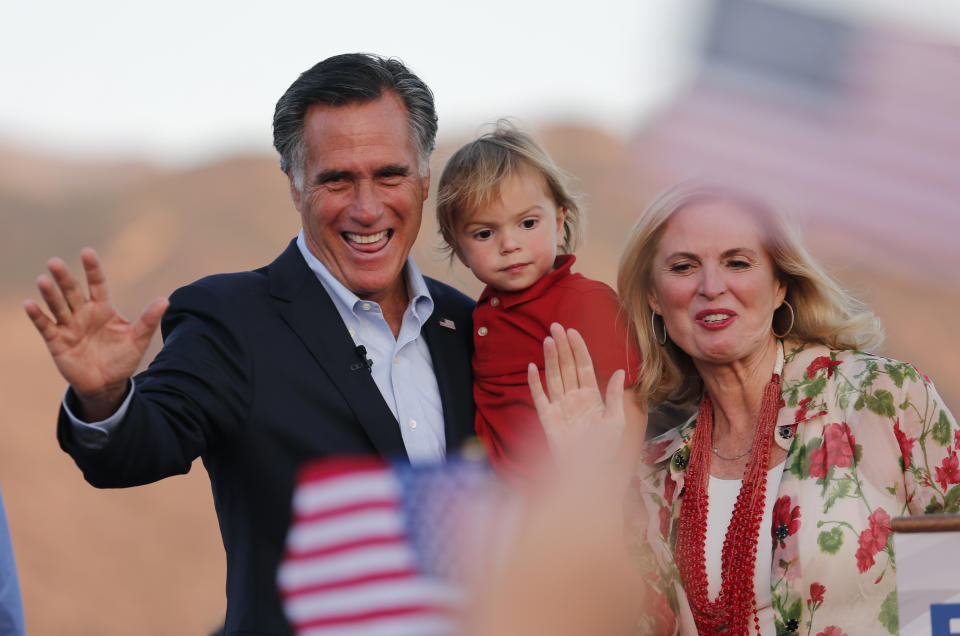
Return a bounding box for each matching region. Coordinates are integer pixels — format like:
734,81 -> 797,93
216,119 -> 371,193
772,300 -> 795,339
651,312 -> 668,346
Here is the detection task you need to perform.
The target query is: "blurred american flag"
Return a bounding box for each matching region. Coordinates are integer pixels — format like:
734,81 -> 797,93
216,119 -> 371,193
633,0 -> 960,283
278,456 -> 496,636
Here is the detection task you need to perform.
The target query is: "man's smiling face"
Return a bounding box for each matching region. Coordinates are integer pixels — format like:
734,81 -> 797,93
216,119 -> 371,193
291,91 -> 428,304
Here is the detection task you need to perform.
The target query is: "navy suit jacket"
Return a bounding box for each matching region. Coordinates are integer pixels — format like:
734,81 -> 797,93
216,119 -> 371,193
57,239 -> 476,635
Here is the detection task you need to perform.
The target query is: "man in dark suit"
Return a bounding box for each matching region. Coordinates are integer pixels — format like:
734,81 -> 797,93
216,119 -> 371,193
24,54 -> 475,635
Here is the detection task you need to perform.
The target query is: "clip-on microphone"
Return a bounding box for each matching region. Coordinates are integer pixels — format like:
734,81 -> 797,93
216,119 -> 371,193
350,344 -> 374,372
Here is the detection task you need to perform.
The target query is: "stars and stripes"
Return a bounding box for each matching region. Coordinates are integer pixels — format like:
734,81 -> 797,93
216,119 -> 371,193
631,0 -> 960,279
278,456 -> 493,636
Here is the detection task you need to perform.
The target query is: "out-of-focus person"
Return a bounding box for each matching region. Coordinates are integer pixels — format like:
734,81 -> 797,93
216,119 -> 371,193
533,182 -> 959,635
0,485 -> 25,636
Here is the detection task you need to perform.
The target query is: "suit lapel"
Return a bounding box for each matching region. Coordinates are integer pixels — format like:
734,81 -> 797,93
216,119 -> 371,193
267,241 -> 407,459
423,280 -> 475,453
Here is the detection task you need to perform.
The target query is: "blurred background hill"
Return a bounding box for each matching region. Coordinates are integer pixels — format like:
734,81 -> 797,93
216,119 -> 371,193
2,0 -> 958,633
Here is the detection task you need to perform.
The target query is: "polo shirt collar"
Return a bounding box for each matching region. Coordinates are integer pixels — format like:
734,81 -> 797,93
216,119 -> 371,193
478,254 -> 576,309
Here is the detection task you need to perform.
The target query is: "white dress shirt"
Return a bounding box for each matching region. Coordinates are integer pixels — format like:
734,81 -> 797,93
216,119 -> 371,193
295,232 -> 446,464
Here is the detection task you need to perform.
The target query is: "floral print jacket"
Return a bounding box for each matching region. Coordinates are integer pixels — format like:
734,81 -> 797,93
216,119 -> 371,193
631,342 -> 959,636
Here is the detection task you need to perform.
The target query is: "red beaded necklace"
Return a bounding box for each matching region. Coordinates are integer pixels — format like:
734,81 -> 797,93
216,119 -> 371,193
674,341 -> 784,636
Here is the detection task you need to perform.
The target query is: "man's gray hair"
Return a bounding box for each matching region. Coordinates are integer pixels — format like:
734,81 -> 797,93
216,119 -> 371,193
273,53 -> 438,191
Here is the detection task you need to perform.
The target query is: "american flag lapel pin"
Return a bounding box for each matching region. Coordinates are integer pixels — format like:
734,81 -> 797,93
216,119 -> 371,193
438,318 -> 456,330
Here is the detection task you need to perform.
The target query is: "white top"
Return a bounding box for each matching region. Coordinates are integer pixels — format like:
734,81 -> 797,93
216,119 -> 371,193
705,460 -> 786,634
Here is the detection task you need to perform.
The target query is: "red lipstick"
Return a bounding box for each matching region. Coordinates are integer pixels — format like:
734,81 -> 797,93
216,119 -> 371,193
695,308 -> 737,329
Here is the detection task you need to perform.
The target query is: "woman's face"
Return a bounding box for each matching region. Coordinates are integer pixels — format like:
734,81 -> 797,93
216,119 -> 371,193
647,199 -> 786,369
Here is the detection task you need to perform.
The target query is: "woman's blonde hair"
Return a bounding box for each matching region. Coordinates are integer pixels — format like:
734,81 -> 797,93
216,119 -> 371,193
435,120 -> 584,258
619,182 -> 884,404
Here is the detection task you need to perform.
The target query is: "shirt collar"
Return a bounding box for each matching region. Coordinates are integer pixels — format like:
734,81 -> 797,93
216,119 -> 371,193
477,254 -> 576,309
296,230 -> 434,324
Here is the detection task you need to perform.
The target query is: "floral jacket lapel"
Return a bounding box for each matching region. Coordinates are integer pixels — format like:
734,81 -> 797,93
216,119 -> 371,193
640,416 -> 695,505
778,340 -> 833,437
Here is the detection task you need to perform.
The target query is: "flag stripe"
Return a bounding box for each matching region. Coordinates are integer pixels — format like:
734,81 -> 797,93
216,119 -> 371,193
299,613 -> 457,636
281,568 -> 419,599
278,542 -> 415,589
286,579 -> 461,622
297,603 -> 458,630
286,508 -> 404,553
293,472 -> 399,516
294,499 -> 398,525
286,534 -> 406,562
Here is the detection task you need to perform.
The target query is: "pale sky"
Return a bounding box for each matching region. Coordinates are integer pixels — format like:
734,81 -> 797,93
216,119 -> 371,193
1,0 -> 957,167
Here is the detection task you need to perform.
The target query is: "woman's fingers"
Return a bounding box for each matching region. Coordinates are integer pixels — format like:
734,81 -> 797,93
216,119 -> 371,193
603,369 -> 626,422
566,328 -> 599,392
542,335 -> 563,403
531,325 -> 631,468
542,323 -> 605,398
549,323 -> 579,394
547,323 -> 600,395
528,362 -> 549,417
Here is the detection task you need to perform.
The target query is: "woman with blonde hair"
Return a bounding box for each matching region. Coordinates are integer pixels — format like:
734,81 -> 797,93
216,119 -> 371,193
531,182 -> 959,635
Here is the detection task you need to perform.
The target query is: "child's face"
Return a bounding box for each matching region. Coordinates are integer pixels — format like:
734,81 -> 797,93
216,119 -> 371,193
454,166 -> 566,292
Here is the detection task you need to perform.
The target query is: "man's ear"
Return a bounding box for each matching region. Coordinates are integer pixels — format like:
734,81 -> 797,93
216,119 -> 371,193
288,174 -> 303,211
421,167 -> 430,202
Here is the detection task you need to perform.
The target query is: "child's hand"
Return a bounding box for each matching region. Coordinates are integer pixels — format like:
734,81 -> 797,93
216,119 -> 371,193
527,323 -> 626,467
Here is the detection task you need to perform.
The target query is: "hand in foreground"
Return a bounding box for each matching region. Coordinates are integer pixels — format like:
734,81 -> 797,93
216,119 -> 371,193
527,322 -> 627,468
23,248 -> 168,420
466,323 -> 648,636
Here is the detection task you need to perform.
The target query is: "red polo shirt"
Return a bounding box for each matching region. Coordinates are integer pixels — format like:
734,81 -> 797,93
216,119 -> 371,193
472,255 -> 640,478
